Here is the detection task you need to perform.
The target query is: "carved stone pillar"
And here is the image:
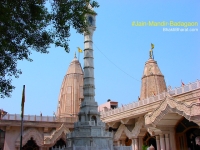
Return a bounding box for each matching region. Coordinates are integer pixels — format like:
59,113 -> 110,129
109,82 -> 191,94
165,134 -> 170,150
159,134 -> 166,150
138,137 -> 143,150
131,139 -> 135,150
134,138 -> 139,150
169,128 -> 177,150
156,135 -> 161,150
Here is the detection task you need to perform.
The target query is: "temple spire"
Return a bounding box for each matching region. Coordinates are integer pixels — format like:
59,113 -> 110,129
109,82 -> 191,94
140,46 -> 167,100
56,56 -> 83,119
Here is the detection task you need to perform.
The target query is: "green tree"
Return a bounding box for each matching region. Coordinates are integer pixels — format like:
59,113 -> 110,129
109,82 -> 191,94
0,0 -> 99,98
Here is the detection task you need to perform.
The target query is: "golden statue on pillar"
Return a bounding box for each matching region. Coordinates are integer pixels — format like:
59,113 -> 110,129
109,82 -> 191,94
149,43 -> 154,59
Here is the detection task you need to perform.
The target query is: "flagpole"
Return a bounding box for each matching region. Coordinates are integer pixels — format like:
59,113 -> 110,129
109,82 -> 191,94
20,115 -> 23,150
78,51 -> 80,61
20,85 -> 25,150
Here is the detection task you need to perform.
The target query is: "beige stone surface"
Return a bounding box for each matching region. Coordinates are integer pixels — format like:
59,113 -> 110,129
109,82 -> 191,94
140,58 -> 167,100
56,56 -> 83,118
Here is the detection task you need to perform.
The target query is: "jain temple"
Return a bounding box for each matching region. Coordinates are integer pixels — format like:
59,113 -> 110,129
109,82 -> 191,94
0,6 -> 200,150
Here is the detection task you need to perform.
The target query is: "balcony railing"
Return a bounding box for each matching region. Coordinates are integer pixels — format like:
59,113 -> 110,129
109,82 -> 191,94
2,114 -> 78,123
2,114 -> 56,122
100,79 -> 200,118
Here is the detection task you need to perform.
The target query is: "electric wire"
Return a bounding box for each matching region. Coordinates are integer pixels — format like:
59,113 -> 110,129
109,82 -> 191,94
93,43 -> 140,82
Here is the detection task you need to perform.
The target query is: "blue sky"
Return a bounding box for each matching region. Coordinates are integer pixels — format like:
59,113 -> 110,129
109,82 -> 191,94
2,0 -> 200,116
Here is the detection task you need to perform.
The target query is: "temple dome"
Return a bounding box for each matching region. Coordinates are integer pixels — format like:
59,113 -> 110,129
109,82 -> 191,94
142,58 -> 163,77
56,55 -> 84,119
66,56 -> 83,75
140,57 -> 167,100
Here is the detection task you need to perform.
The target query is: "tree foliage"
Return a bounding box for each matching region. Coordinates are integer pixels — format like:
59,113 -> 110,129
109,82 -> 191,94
0,0 -> 99,98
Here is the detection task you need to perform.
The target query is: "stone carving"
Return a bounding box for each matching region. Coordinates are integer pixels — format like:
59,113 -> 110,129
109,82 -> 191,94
44,123 -> 70,145
114,124 -> 127,140
15,128 -> 43,147
114,116 -> 144,140
131,117 -> 145,138
145,95 -> 200,126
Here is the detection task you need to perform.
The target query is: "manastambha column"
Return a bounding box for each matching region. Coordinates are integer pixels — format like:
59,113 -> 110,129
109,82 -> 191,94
66,4 -> 113,150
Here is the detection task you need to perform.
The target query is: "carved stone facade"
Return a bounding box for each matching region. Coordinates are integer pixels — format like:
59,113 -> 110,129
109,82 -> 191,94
15,128 -> 43,147
145,94 -> 200,127
44,124 -> 70,146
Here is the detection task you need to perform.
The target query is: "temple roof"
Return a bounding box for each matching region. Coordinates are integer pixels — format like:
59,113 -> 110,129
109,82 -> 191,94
142,58 -> 163,77
66,56 -> 83,75
140,50 -> 167,100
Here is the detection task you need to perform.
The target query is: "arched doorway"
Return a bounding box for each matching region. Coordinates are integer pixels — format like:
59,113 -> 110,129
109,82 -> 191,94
176,117 -> 200,150
22,137 -> 39,150
49,138 -> 66,150
91,116 -> 97,124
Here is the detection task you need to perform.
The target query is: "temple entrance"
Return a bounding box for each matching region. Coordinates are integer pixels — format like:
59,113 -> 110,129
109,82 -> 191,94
176,117 -> 200,150
143,132 -> 157,150
22,137 -> 39,150
49,138 -> 66,150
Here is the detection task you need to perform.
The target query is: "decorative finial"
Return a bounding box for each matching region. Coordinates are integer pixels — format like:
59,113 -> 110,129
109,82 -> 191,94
149,43 -> 154,59
74,52 -> 77,58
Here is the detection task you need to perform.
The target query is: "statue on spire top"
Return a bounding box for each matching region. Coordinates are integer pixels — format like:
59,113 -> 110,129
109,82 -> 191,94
149,43 -> 154,59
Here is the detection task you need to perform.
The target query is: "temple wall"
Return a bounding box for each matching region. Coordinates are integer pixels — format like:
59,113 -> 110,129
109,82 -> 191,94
4,127 -> 20,150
